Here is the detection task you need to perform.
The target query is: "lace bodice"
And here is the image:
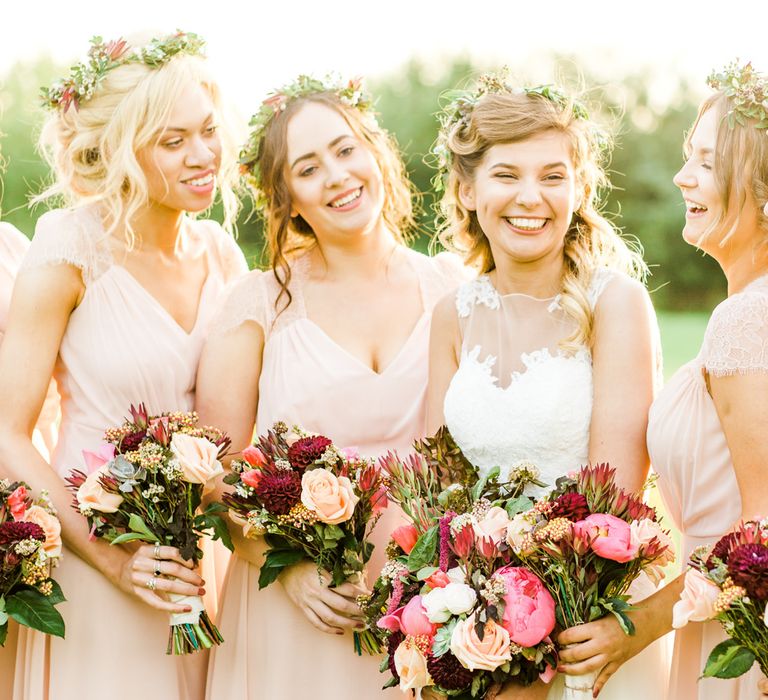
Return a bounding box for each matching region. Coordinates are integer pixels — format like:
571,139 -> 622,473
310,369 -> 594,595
444,271 -> 612,495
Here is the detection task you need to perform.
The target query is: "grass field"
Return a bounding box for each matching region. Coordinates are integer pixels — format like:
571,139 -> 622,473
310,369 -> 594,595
657,310 -> 710,379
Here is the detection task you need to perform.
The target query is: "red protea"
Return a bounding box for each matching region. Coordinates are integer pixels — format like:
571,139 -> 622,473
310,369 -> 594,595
254,470 -> 302,515
427,650 -> 475,691
287,436 -> 332,470
548,493 -> 590,522
119,429 -> 146,452
728,543 -> 768,601
0,521 -> 45,548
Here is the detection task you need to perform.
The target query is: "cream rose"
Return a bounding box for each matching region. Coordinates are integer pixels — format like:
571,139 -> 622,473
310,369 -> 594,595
450,613 -> 512,671
76,467 -> 124,514
506,512 -> 534,554
672,569 -> 720,628
474,506 -> 512,545
393,637 -> 432,692
23,505 -> 62,558
170,433 -> 223,493
422,582 -> 477,623
300,468 -> 359,524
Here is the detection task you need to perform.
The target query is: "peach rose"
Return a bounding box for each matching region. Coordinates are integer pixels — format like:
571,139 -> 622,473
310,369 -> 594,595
474,506 -> 512,545
300,468 -> 359,524
76,467 -> 124,513
23,505 -> 62,558
450,613 -> 512,671
630,518 -> 675,566
170,433 -> 223,493
393,637 -> 432,692
672,569 -> 720,628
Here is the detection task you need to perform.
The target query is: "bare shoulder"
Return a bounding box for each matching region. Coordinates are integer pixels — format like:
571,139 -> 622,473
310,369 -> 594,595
431,290 -> 460,328
594,272 -> 653,321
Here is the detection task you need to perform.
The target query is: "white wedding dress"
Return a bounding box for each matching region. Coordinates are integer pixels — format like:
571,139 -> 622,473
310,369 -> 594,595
443,273 -> 670,699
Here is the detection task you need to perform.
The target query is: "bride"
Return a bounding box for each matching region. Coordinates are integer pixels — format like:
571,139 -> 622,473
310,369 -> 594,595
425,74 -> 668,699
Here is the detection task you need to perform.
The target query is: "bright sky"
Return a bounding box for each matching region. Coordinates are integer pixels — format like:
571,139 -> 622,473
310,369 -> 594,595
2,0 -> 768,117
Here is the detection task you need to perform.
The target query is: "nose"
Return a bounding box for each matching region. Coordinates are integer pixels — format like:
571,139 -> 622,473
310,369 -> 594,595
185,134 -> 217,168
324,157 -> 350,188
673,159 -> 696,190
516,178 -> 543,208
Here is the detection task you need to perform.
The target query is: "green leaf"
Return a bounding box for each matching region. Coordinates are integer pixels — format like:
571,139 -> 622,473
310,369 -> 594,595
505,495 -> 532,518
0,621 -> 7,647
257,549 -> 305,589
110,532 -> 153,545
417,566 -> 439,581
703,639 -> 756,679
195,511 -> 234,553
6,589 -> 65,638
406,526 -> 438,571
127,513 -> 160,542
472,466 -> 500,501
45,580 -> 66,606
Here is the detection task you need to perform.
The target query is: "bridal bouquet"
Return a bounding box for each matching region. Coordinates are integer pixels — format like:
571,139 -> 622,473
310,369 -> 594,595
360,427 -> 557,697
512,464 -> 675,699
223,421 -> 387,653
672,518 -> 768,680
66,404 -> 232,655
1,480 -> 64,645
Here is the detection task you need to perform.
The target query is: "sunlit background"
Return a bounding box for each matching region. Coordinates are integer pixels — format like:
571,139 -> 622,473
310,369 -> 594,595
3,0 -> 768,382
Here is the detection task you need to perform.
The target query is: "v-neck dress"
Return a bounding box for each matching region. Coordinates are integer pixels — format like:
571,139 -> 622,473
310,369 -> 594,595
11,206 -> 247,700
205,249 -> 468,700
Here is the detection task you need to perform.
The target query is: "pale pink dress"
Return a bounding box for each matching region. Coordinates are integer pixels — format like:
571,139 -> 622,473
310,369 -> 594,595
11,205 -> 246,700
205,248 -> 467,700
648,273 -> 768,700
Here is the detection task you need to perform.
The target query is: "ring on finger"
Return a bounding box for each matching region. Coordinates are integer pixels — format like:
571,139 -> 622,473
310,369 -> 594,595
147,576 -> 157,591
153,542 -> 161,560
154,563 -> 162,577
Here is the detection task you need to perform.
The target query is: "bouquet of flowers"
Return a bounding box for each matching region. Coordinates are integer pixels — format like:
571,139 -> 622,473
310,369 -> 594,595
360,427 -> 557,698
672,518 -> 768,680
511,464 -> 675,699
223,421 -> 388,653
65,404 -> 232,655
0,480 -> 64,645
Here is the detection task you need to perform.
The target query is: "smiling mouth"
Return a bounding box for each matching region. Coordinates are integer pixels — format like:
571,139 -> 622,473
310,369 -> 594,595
685,199 -> 708,215
328,187 -> 362,208
182,173 -> 214,187
504,217 -> 548,232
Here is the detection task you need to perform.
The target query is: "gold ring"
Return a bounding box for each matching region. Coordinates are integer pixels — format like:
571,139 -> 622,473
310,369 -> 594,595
153,542 -> 161,560
147,577 -> 157,591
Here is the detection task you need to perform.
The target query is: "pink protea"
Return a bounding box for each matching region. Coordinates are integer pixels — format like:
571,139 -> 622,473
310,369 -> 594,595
450,523 -> 475,559
495,566 -> 556,647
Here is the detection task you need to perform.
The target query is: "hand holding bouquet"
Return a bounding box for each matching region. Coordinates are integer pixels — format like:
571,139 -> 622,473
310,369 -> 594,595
223,422 -> 387,653
673,518 -> 768,681
66,404 -> 232,654
0,480 -> 64,645
360,427 -> 557,697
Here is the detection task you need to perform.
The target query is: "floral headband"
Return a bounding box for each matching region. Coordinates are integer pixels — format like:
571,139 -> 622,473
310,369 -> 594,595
238,73 -> 375,212
707,61 -> 768,131
430,69 -> 591,192
41,30 -> 206,113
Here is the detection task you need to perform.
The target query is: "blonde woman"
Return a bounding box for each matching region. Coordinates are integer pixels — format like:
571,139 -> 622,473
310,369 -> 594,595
563,61 -> 768,700
196,75 -> 467,699
425,75 -> 667,699
0,32 -> 246,699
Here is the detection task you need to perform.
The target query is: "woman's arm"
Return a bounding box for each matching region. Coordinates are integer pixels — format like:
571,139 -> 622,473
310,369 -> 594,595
425,294 -> 462,436
589,276 -> 659,493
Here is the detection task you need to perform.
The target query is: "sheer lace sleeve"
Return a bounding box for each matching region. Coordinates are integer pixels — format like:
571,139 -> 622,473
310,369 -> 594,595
197,219 -> 249,283
703,284 -> 768,376
210,270 -> 273,338
409,249 -> 472,312
20,207 -> 111,284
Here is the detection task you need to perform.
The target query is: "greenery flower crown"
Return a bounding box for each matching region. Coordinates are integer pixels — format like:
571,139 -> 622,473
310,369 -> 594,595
430,70 -> 590,192
238,73 -> 376,212
707,61 -> 768,130
41,30 -> 206,113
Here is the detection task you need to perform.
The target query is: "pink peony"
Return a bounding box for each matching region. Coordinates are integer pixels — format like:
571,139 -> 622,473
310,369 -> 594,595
377,595 -> 436,637
672,569 -> 720,628
391,524 -> 419,554
6,485 -> 28,521
495,566 -> 556,647
574,513 -> 639,563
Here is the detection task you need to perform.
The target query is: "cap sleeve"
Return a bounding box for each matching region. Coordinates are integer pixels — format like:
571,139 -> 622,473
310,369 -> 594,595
417,250 -> 473,311
703,289 -> 768,376
20,207 -> 111,284
210,270 -> 273,338
195,219 -> 249,283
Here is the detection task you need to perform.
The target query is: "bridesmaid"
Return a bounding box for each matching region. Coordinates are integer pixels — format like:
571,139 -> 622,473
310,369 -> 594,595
559,62 -> 768,699
0,32 -> 246,699
196,75 -> 467,699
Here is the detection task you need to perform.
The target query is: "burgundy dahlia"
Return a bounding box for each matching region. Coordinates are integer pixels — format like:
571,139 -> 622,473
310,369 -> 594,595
708,531 -> 741,568
728,543 -> 768,600
427,651 -> 475,691
287,436 -> 332,470
255,470 -> 302,515
119,429 -> 147,452
549,493 -> 590,522
0,521 -> 46,548
387,630 -> 404,682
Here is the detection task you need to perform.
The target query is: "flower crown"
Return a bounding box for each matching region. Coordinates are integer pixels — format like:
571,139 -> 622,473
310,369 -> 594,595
41,31 -> 206,113
430,70 -> 590,191
238,73 -> 375,212
707,61 -> 768,130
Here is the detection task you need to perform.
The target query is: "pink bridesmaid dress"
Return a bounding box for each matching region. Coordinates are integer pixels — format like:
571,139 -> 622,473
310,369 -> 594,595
11,205 -> 246,700
648,274 -> 768,700
205,248 -> 466,700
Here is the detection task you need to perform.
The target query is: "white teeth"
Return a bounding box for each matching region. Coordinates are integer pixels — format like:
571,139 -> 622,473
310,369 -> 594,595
506,217 -> 547,231
329,188 -> 361,208
185,173 -> 214,187
685,199 -> 707,212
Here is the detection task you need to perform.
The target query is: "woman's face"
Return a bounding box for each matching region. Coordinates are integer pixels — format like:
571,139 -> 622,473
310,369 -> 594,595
459,130 -> 580,267
283,101 -> 385,241
137,81 -> 222,214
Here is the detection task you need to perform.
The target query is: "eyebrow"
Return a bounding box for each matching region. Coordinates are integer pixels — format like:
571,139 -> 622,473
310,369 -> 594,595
161,113 -> 215,134
489,161 -> 569,170
291,135 -> 351,169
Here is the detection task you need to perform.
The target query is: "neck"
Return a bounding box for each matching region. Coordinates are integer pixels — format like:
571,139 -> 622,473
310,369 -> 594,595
310,221 -> 401,280
489,245 -> 565,298
123,202 -> 186,255
717,236 -> 768,295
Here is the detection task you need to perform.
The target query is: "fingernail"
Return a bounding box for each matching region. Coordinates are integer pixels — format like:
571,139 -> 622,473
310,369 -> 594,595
185,607 -> 193,612
198,588 -> 206,595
